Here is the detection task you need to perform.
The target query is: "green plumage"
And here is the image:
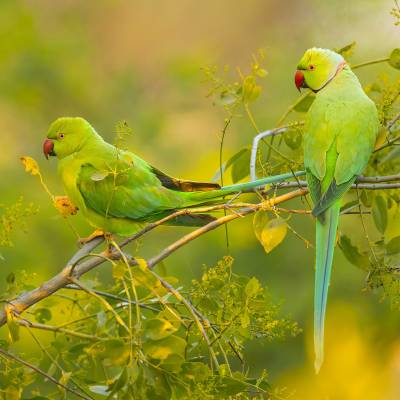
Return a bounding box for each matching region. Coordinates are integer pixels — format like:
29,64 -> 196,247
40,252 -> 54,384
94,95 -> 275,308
45,117 -> 301,237
299,48 -> 379,372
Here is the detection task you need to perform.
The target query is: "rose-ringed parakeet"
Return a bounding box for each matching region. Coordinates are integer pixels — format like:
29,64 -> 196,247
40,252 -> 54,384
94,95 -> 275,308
43,117 -> 302,240
295,48 -> 379,372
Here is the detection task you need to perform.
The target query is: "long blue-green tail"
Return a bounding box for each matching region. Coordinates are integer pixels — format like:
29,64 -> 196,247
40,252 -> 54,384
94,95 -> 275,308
182,170 -> 306,204
314,200 -> 340,373
221,170 -> 305,192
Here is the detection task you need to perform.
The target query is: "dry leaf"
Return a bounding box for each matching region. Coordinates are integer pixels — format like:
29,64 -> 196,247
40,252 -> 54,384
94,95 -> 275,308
20,156 -> 40,176
54,196 -> 79,217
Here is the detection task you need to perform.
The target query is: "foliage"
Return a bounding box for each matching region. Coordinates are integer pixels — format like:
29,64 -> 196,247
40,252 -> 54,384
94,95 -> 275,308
0,198 -> 37,250
0,257 -> 297,399
0,4 -> 399,398
391,0 -> 400,26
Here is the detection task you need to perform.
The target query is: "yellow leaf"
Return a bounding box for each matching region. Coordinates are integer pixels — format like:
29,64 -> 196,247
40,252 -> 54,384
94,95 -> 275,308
20,156 -> 40,176
6,308 -> 19,343
136,257 -> 148,272
59,371 -> 72,390
261,218 -> 287,253
374,127 -> 388,150
253,210 -> 270,242
253,211 -> 287,253
53,196 -> 79,217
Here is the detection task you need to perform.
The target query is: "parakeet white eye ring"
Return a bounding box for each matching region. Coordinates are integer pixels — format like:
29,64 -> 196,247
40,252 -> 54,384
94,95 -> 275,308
58,133 -> 65,139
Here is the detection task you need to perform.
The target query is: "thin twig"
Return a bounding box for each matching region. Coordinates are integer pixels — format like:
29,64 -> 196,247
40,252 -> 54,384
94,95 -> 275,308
17,318 -> 101,341
351,57 -> 390,69
0,347 -> 91,400
64,284 -> 159,312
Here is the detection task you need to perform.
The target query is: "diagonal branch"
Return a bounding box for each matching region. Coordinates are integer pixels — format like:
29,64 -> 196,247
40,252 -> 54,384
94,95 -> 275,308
0,347 -> 92,400
0,189 -> 307,328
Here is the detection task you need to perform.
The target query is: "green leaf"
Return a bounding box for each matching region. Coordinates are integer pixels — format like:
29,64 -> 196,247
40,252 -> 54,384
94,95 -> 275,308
107,368 -> 128,397
253,210 -> 269,242
339,235 -> 370,270
34,308 -> 52,324
255,68 -> 267,78
143,335 -> 186,361
218,90 -> 238,106
6,272 -> 15,284
360,190 -> 374,208
386,236 -> 400,255
389,48 -> 400,70
336,41 -> 356,59
231,148 -> 251,183
88,339 -> 130,366
245,277 -> 260,297
157,309 -> 181,331
181,362 -> 210,382
22,398 -> 49,400
283,128 -> 302,150
217,376 -> 248,396
294,94 -> 315,112
144,318 -> 179,341
6,312 -> 19,343
225,148 -> 249,170
340,199 -> 359,213
68,343 -> 87,355
160,353 -> 185,373
112,262 -> 126,280
372,195 -> 388,234
240,311 -> 250,328
242,76 -> 262,102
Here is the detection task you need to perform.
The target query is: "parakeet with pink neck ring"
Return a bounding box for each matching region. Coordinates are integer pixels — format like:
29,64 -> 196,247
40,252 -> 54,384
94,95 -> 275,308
295,48 -> 379,372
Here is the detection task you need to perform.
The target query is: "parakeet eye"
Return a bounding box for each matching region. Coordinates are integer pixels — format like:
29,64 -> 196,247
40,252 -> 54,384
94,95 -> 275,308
58,133 -> 65,139
308,65 -> 316,71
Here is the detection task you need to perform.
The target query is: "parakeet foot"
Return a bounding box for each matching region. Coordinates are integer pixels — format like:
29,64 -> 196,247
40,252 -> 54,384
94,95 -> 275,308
78,229 -> 112,245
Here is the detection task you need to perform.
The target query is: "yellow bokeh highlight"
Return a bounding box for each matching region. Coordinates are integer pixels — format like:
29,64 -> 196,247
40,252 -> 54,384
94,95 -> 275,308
280,303 -> 400,400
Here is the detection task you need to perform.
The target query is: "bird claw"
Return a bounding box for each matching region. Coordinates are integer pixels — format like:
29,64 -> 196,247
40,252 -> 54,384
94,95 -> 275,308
78,229 -> 112,246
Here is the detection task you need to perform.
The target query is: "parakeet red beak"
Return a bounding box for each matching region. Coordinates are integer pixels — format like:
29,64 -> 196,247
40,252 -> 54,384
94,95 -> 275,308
294,70 -> 306,91
43,138 -> 55,159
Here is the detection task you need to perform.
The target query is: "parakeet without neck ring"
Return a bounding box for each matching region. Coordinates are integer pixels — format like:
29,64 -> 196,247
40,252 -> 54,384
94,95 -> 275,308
295,48 -> 379,373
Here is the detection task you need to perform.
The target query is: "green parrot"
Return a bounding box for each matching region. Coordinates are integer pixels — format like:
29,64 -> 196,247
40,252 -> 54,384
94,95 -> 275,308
295,48 -> 379,372
43,117 -> 302,240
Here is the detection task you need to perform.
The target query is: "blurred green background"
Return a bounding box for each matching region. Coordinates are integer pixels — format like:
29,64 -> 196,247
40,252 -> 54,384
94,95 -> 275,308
0,0 -> 399,398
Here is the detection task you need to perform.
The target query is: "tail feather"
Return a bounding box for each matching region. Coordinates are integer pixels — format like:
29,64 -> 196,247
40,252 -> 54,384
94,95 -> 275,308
181,171 -> 307,205
314,201 -> 340,373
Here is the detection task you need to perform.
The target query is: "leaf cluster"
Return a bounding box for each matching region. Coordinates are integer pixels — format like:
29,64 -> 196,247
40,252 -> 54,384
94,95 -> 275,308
0,257 -> 297,399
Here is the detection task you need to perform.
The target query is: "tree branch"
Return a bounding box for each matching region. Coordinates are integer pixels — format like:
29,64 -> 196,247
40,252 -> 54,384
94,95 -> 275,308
0,189 -> 307,328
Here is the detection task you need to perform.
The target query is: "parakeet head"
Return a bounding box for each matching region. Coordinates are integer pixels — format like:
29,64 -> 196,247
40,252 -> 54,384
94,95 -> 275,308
43,117 -> 99,160
294,48 -> 345,92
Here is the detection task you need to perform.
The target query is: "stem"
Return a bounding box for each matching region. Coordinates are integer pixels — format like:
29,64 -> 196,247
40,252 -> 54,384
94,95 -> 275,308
351,57 -> 390,69
18,319 -> 100,341
0,347 -> 91,400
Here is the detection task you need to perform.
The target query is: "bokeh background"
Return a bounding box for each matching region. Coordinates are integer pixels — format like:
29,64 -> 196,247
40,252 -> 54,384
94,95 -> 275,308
0,0 -> 399,398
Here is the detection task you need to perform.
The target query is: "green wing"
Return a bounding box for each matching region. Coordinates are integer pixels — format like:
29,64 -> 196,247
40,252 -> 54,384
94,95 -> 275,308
304,95 -> 378,216
77,152 -> 222,221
